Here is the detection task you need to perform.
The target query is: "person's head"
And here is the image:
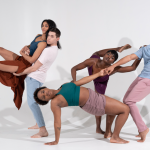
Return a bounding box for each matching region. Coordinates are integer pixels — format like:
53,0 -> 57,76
41,19 -> 57,34
34,86 -> 55,105
103,50 -> 118,64
46,28 -> 61,49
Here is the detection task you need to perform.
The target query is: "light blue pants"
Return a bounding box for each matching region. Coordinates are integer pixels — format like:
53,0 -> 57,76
26,76 -> 45,128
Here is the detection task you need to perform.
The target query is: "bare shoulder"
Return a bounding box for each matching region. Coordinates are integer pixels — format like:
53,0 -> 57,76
85,58 -> 98,65
38,41 -> 47,47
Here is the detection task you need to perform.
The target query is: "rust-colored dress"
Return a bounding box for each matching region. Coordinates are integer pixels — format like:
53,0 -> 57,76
0,56 -> 31,109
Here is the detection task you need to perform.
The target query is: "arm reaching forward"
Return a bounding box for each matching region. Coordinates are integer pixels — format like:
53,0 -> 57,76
106,53 -> 139,75
13,60 -> 43,76
74,69 -> 107,86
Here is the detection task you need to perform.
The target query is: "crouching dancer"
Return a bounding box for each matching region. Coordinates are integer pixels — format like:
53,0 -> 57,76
34,70 -> 130,145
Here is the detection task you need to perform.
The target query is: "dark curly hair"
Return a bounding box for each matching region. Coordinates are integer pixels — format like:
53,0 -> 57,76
34,86 -> 49,105
106,50 -> 118,62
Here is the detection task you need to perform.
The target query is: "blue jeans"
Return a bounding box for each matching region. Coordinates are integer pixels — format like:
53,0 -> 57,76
26,76 -> 45,127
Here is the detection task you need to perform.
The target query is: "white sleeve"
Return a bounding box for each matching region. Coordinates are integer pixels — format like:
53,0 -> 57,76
38,48 -> 51,65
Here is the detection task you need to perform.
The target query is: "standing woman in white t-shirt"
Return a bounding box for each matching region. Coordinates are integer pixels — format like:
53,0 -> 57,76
14,28 -> 61,138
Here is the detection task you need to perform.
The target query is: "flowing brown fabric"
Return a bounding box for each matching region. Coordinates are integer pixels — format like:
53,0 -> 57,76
0,56 -> 31,110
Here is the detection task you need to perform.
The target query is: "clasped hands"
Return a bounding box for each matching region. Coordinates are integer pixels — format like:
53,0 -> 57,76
20,46 -> 30,56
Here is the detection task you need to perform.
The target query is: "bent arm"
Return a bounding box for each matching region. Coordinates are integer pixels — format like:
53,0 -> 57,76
13,60 -> 43,76
71,59 -> 94,82
20,42 -> 47,64
93,46 -> 123,57
74,69 -> 106,86
111,58 -> 141,74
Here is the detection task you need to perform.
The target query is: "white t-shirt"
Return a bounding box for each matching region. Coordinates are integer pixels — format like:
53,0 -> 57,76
28,46 -> 58,83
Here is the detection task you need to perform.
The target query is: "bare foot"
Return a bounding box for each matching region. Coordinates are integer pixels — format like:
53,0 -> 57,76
118,44 -> 131,53
31,130 -> 48,138
110,136 -> 129,144
104,132 -> 112,138
135,134 -> 140,137
96,128 -> 105,134
137,128 -> 149,142
28,124 -> 39,129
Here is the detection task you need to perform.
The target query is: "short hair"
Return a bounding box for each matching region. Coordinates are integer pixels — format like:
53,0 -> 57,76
106,50 -> 118,62
34,86 -> 49,105
46,27 -> 61,49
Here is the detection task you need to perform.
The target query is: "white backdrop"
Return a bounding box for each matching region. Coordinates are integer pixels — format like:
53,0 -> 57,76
0,0 -> 150,147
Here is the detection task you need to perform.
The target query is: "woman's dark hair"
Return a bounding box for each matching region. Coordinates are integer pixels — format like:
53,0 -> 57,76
41,19 -> 57,29
46,28 -> 62,49
34,86 -> 49,105
106,50 -> 118,62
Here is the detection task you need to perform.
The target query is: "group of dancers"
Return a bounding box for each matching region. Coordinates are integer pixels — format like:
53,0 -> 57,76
0,19 -> 149,145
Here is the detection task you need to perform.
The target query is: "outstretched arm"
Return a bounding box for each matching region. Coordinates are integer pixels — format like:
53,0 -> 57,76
74,69 -> 107,86
93,44 -> 131,57
45,101 -> 61,145
71,59 -> 95,82
13,60 -> 43,76
20,42 -> 47,64
110,59 -> 141,75
106,54 -> 139,75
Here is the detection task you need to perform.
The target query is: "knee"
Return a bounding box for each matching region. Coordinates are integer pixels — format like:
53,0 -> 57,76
123,104 -> 130,114
28,101 -> 38,110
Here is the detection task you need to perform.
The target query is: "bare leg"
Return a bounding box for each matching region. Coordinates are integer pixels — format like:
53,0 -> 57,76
95,116 -> 105,134
104,115 -> 115,138
31,126 -> 48,138
0,63 -> 18,73
105,96 -> 130,144
0,47 -> 18,60
28,123 -> 39,129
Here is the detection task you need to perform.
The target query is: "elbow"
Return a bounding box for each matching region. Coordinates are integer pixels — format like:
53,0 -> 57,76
71,67 -> 76,73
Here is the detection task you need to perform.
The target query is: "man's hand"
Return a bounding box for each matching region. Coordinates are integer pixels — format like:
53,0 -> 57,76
105,66 -> 115,75
118,44 -> 131,53
139,45 -> 147,49
44,141 -> 58,145
13,72 -> 23,76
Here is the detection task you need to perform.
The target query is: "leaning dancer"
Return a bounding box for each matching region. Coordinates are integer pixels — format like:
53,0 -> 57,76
14,28 -> 61,138
106,45 -> 150,142
34,70 -> 130,145
71,45 -> 141,138
0,19 -> 56,109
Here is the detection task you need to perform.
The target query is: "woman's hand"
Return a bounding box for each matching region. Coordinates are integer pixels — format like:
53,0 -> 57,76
99,69 -> 108,76
44,141 -> 58,146
105,66 -> 115,75
20,46 -> 30,55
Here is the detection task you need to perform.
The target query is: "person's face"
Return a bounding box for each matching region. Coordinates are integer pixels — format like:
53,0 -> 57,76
103,52 -> 115,64
47,31 -> 59,45
41,21 -> 49,34
37,88 -> 54,102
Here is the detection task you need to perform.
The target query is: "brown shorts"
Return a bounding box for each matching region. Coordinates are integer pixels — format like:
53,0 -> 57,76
81,88 -> 106,116
0,56 -> 31,109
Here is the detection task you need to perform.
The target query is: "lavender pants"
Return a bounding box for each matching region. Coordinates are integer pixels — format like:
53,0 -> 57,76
123,77 -> 150,132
